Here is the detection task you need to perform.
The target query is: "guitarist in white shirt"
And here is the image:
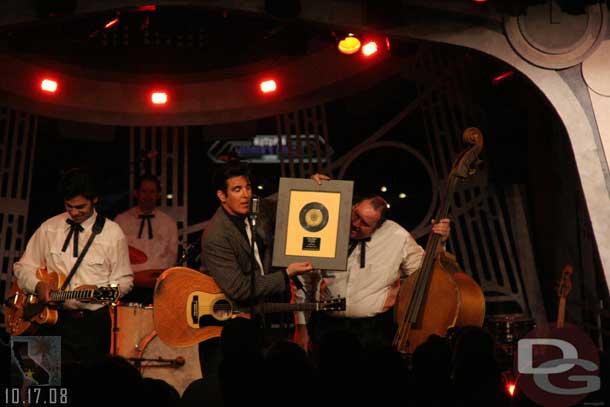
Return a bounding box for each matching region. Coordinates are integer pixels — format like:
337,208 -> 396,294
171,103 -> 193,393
13,168 -> 133,364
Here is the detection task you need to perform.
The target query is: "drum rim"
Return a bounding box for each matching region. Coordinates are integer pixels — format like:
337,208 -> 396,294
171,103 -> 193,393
116,301 -> 154,309
486,313 -> 534,322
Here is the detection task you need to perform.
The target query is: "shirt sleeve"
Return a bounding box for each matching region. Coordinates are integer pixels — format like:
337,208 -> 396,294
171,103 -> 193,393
168,218 -> 179,265
399,231 -> 425,277
109,232 -> 134,297
13,227 -> 46,294
203,237 -> 287,302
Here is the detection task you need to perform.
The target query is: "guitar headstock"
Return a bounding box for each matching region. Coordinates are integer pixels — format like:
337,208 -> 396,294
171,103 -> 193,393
319,297 -> 346,312
556,264 -> 573,299
450,127 -> 484,180
93,286 -> 120,303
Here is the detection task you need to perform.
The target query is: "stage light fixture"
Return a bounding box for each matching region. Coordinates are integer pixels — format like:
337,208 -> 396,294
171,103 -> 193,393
40,79 -> 58,93
260,79 -> 277,94
338,35 -> 361,55
362,41 -> 379,57
151,92 -> 168,105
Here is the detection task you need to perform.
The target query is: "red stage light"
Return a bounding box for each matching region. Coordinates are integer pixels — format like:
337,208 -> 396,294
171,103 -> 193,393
473,0 -> 488,3
40,79 -> 58,93
135,5 -> 157,11
492,71 -> 515,85
506,382 -> 516,397
151,92 -> 168,105
260,79 -> 277,94
362,41 -> 378,57
104,18 -> 119,29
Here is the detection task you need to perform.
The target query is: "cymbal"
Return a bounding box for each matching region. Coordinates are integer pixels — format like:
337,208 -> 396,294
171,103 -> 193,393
128,245 -> 148,265
133,269 -> 165,288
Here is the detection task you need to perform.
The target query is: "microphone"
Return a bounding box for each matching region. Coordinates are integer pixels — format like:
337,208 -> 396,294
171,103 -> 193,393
250,196 -> 260,227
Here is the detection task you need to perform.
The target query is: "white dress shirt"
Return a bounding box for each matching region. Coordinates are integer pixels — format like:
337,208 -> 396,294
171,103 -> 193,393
321,219 -> 425,318
13,210 -> 134,310
114,207 -> 179,272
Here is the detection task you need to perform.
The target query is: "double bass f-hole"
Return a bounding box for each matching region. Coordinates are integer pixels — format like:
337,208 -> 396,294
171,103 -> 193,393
392,127 -> 486,355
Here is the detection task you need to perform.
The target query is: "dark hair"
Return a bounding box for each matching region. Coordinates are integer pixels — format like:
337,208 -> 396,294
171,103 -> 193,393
212,160 -> 251,193
59,168 -> 98,201
135,174 -> 161,192
355,194 -> 389,228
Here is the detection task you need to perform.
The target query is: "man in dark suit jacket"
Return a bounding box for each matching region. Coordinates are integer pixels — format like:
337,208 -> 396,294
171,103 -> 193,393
198,160 -> 314,379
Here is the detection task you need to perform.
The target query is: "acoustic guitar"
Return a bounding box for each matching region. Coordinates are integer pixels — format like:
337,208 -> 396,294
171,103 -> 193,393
5,267 -> 119,336
556,264 -> 573,328
153,267 -> 346,347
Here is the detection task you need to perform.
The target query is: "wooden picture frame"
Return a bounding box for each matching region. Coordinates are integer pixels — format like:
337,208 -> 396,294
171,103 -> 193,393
272,178 -> 353,270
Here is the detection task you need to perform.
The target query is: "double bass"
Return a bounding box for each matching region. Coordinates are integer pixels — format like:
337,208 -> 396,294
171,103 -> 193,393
393,127 -> 486,354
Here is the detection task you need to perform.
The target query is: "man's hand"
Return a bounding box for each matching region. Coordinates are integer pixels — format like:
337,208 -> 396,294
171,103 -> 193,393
286,261 -> 314,278
310,173 -> 331,185
431,218 -> 451,242
34,281 -> 50,303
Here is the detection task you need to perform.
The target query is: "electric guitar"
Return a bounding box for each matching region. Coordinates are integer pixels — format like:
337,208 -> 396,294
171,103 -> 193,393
153,266 -> 346,347
5,268 -> 120,336
556,264 -> 573,328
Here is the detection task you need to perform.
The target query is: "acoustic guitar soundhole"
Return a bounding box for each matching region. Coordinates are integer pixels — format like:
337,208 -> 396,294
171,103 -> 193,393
212,299 -> 233,320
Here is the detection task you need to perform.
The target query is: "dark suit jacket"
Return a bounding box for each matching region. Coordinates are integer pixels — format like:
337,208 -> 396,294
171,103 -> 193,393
201,203 -> 288,304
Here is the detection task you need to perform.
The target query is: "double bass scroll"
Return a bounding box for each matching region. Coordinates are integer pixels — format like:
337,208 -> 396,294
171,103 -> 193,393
393,127 -> 486,355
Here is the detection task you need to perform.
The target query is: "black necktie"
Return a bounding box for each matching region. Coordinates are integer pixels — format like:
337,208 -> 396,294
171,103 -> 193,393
138,214 -> 154,239
348,237 -> 371,268
63,219 -> 84,258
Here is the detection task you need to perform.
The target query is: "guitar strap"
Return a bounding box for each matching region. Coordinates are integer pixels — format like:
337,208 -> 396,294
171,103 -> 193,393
60,215 -> 106,290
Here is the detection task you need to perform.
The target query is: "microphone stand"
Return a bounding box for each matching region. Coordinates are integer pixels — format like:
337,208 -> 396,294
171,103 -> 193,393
249,215 -> 266,332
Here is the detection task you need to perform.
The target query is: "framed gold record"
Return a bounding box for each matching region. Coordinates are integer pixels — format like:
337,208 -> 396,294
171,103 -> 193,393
273,178 -> 353,270
299,202 -> 329,232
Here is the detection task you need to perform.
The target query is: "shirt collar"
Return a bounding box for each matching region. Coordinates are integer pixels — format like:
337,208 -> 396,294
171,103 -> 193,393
66,209 -> 97,230
135,207 -> 156,217
221,206 -> 247,223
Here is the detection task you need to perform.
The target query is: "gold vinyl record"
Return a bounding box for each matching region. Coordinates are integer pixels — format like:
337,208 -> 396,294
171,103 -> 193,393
299,202 -> 329,232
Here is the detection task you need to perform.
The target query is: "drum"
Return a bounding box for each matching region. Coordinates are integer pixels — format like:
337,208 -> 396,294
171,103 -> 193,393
110,303 -> 202,395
